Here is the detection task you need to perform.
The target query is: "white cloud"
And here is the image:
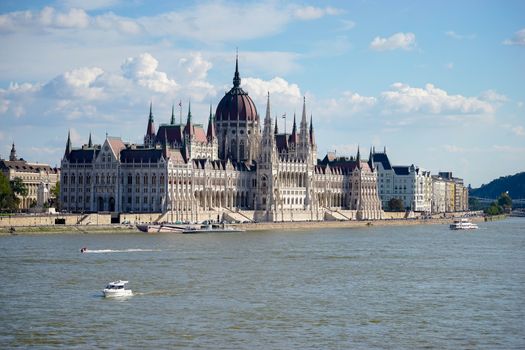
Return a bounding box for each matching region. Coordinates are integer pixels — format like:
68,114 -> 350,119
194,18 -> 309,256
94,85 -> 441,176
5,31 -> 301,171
512,126 -> 525,136
59,0 -> 121,11
242,77 -> 302,114
121,53 -> 178,93
292,6 -> 343,20
480,90 -> 508,103
370,32 -> 416,51
43,67 -> 105,100
0,6 -> 89,32
503,28 -> 525,46
445,30 -> 475,40
380,83 -> 495,114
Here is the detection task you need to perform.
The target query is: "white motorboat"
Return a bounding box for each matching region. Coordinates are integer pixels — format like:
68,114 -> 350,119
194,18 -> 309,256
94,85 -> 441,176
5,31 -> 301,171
103,280 -> 133,297
449,218 -> 479,230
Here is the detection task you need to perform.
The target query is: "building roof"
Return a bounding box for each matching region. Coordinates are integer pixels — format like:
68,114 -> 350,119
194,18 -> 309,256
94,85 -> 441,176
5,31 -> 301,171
120,148 -> 164,163
392,166 -> 410,175
0,159 -> 59,173
67,149 -> 99,163
372,152 -> 392,170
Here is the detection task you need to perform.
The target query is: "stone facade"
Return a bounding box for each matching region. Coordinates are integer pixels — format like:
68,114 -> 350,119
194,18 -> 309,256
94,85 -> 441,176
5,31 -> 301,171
372,150 -> 432,213
0,143 -> 60,209
60,58 -> 384,222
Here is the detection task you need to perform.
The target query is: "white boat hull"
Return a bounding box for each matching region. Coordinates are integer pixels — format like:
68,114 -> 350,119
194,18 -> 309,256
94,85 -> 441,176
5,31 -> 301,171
103,289 -> 133,297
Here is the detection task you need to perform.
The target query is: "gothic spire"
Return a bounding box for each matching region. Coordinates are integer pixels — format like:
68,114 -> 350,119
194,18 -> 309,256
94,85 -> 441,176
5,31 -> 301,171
170,104 -> 175,125
290,112 -> 297,144
88,132 -> 93,148
9,142 -> 17,161
64,131 -> 72,158
309,114 -> 315,145
368,146 -> 374,169
301,96 -> 307,128
207,103 -> 216,141
184,100 -> 193,138
145,102 -> 156,143
274,116 -> 278,134
356,145 -> 361,169
233,51 -> 241,88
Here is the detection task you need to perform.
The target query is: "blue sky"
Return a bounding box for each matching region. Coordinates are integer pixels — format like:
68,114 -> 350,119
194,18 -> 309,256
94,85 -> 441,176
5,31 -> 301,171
0,0 -> 524,187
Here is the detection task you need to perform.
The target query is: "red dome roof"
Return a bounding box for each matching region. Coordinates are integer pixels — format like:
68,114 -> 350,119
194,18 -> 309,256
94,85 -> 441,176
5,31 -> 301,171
215,57 -> 258,122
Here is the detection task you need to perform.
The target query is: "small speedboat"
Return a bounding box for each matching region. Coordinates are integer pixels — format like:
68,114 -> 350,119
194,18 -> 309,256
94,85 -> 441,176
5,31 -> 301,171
103,280 -> 133,297
80,247 -> 88,253
450,218 -> 479,230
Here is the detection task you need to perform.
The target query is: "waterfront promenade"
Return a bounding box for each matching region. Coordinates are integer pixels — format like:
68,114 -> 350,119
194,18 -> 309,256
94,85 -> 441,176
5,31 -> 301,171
0,215 -> 487,235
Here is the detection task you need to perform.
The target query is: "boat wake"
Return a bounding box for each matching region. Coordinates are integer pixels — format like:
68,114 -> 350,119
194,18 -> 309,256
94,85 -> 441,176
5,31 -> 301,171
83,249 -> 161,254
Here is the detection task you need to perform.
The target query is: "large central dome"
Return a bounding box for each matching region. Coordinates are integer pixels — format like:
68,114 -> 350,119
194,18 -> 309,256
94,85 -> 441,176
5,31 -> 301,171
215,57 -> 258,122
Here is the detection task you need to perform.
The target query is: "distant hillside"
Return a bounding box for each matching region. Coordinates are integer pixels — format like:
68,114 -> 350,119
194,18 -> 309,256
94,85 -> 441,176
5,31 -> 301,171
470,172 -> 525,199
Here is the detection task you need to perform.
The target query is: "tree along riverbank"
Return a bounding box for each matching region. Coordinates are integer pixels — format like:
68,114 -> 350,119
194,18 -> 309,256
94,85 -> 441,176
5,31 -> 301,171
0,216 -> 488,235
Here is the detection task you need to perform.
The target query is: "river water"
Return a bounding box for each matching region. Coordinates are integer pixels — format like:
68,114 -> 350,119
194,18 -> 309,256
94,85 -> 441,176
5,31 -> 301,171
1,218 -> 524,349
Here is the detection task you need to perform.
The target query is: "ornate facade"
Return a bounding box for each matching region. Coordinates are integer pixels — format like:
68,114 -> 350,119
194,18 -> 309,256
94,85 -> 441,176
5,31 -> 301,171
1,143 -> 60,209
60,57 -> 383,222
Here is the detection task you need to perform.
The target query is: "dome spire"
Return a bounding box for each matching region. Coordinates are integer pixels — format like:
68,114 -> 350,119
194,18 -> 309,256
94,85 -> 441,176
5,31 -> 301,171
9,142 -> 17,161
88,132 -> 93,148
233,49 -> 241,88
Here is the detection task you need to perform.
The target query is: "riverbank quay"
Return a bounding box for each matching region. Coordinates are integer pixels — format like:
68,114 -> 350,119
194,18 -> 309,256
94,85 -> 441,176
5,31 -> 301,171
0,224 -> 138,236
236,216 -> 486,232
0,215 -> 487,235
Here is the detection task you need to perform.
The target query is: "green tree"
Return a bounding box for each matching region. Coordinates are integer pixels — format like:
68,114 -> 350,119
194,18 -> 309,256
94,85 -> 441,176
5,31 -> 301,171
497,192 -> 512,209
0,173 -> 19,212
387,197 -> 405,212
50,181 -> 60,209
10,177 -> 28,197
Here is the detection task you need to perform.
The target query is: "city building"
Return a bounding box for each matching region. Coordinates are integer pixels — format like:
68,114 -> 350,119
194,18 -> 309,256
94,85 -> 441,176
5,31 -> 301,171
0,143 -> 60,209
372,149 -> 432,213
59,57 -> 384,222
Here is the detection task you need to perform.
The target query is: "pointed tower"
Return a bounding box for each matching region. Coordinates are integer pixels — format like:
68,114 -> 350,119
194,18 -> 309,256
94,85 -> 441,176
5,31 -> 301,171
170,104 -> 176,125
356,145 -> 361,169
64,131 -> 72,159
184,100 -> 193,139
233,51 -> 241,88
274,116 -> 278,135
368,147 -> 374,170
9,142 -> 17,161
257,92 -> 278,218
206,104 -> 216,141
298,96 -> 310,160
309,114 -> 315,146
88,132 -> 93,148
144,102 -> 156,147
290,113 -> 298,146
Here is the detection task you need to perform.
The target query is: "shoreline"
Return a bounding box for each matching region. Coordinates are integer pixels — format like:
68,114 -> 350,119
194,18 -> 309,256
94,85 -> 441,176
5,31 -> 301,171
0,216 -> 494,236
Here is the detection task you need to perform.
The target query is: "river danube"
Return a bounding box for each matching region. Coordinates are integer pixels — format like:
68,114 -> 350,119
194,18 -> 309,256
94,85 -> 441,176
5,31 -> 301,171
1,218 -> 524,349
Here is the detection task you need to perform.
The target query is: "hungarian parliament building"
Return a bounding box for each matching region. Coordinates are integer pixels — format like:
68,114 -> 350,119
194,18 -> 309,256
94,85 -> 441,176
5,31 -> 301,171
60,57 -> 413,222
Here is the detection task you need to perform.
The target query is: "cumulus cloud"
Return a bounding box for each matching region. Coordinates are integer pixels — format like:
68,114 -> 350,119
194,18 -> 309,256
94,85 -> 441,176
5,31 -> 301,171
241,77 -> 302,115
503,28 -> 525,46
43,67 -> 105,100
370,32 -> 416,51
121,53 -> 178,93
0,6 -> 89,32
380,83 -> 495,114
292,6 -> 343,20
